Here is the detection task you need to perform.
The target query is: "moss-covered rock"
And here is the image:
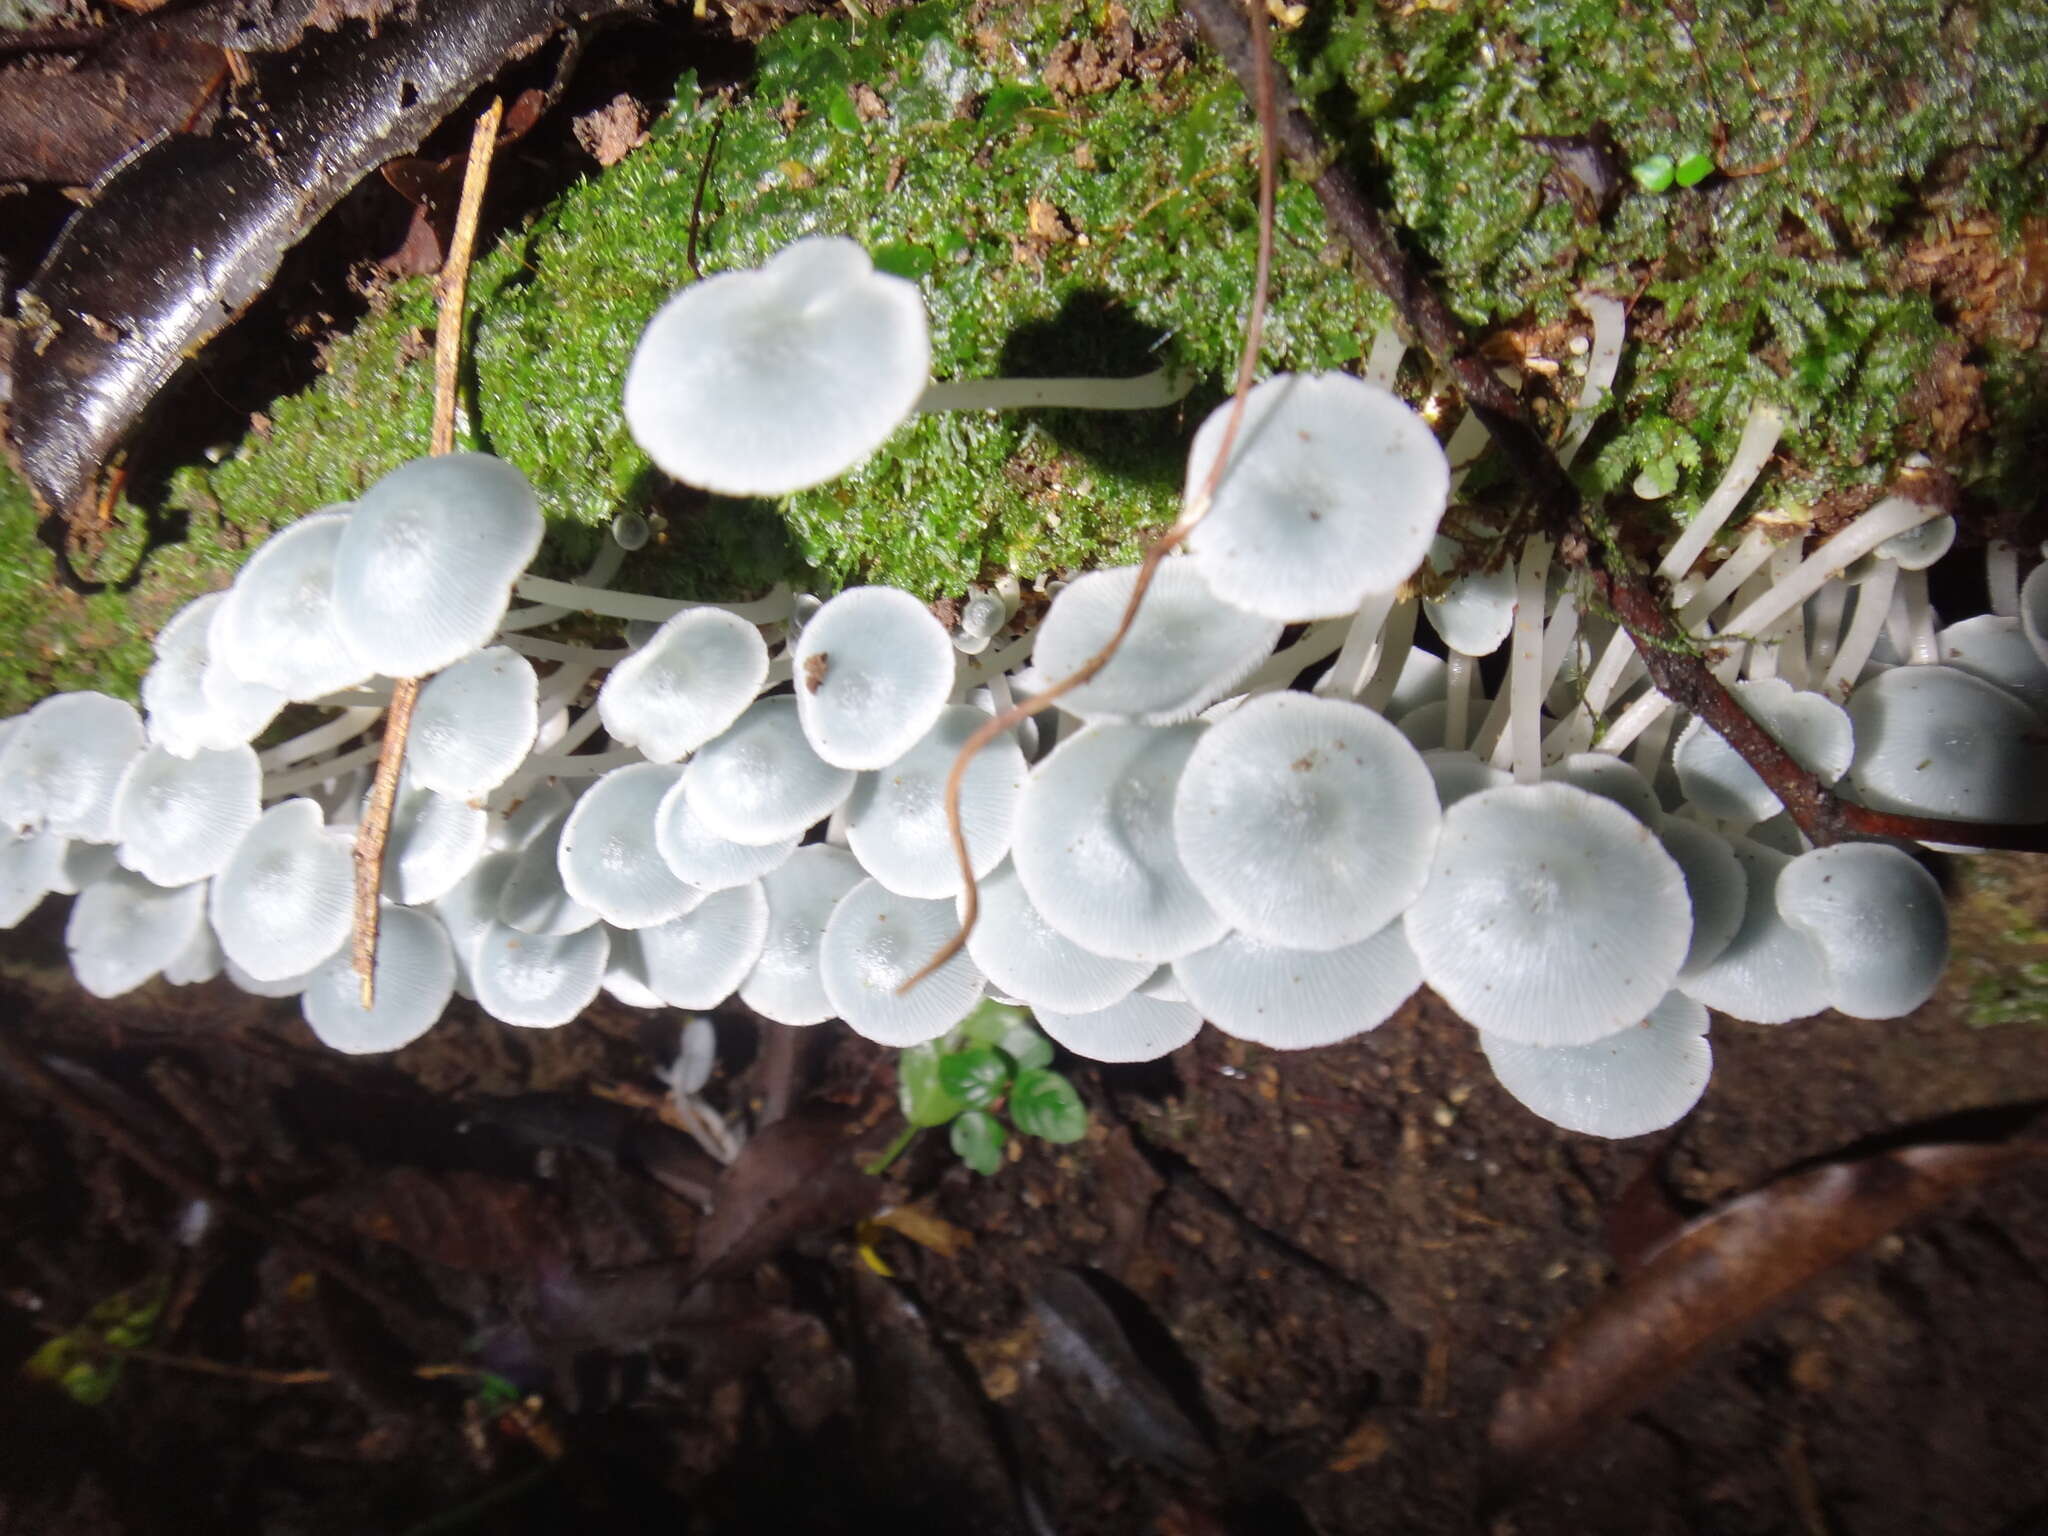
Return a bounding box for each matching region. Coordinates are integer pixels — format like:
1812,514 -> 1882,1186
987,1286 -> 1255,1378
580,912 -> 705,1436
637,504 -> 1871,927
2,0 -> 2042,712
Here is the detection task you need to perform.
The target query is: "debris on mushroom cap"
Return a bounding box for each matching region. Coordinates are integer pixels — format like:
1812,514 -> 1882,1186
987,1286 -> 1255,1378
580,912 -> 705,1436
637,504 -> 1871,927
1674,839 -> 1832,1025
1183,372 -> 1450,622
1844,664 -> 2048,824
623,235 -> 931,496
845,704 -> 1025,898
684,695 -> 856,847
738,845 -> 863,1026
960,859 -> 1151,1015
653,781 -> 797,891
1174,920 -> 1421,1051
1673,677 -> 1853,826
113,743 -> 262,889
209,799 -> 354,982
301,905 -> 455,1054
792,586 -> 954,771
65,866 -> 208,1000
1035,992 -> 1203,1063
631,882 -> 770,1010
331,453 -> 544,678
820,879 -> 986,1046
1480,991 -> 1712,1139
597,607 -> 768,764
1173,693 -> 1440,952
1777,843 -> 1948,1019
408,646 -> 540,799
0,691 -> 145,843
212,509 -> 372,702
471,920 -> 610,1030
1403,782 -> 1692,1046
1031,559 -> 1281,723
557,763 -> 706,929
1012,722 -> 1226,965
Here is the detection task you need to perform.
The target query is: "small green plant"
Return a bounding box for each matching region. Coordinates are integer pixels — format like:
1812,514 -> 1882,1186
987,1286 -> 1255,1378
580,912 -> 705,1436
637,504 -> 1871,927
20,1279 -> 166,1406
871,1001 -> 1090,1176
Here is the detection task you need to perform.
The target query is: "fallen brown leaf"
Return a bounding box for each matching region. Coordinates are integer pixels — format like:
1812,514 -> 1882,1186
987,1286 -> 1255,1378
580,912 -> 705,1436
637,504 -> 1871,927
1489,1140 -> 2048,1482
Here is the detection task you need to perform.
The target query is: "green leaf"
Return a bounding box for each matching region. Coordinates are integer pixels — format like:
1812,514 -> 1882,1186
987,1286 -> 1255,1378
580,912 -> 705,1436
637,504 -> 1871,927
899,1042 -> 968,1127
999,1020 -> 1055,1074
1010,1069 -> 1088,1144
938,1044 -> 1011,1108
950,1109 -> 1008,1175
1630,154 -> 1675,193
1673,150 -> 1716,188
958,999 -> 1055,1072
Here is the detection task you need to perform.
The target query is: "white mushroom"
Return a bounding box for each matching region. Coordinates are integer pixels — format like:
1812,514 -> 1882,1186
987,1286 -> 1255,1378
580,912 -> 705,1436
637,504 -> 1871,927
0,691 -> 145,842
820,879 -> 986,1046
301,905 -> 454,1053
408,646 -> 540,799
210,799 -> 353,981
596,607 -> 769,763
65,866 -> 208,999
844,704 -> 1025,898
112,744 -> 261,888
1776,843 -> 1947,1019
557,763 -> 705,929
683,695 -> 856,846
1035,993 -> 1203,1063
1480,992 -> 1712,1139
791,586 -> 954,771
738,845 -> 864,1026
1174,920 -> 1421,1050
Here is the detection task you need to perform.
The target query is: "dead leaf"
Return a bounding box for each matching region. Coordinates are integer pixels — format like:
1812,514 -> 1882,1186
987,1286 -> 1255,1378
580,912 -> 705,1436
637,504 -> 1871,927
0,30 -> 226,186
688,1105 -> 888,1283
335,1167 -> 568,1272
1489,1140 -> 2048,1480
381,87 -> 548,274
867,1201 -> 973,1257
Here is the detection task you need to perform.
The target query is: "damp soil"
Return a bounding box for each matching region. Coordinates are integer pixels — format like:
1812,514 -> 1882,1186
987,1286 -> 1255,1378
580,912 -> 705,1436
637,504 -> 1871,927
2,856 -> 2047,1536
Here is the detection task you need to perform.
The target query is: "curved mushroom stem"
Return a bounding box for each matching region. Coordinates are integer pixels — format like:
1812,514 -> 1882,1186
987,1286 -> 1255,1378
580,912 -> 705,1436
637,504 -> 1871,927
1357,599 -> 1421,713
1557,291 -> 1627,469
256,706 -> 385,773
262,739 -> 385,801
1899,568 -> 1941,664
1820,562 -> 1898,700
1315,590 -> 1398,699
1806,577 -> 1850,676
509,577 -> 795,627
1657,400 -> 1786,583
915,365 -> 1194,414
1713,493 -> 1940,644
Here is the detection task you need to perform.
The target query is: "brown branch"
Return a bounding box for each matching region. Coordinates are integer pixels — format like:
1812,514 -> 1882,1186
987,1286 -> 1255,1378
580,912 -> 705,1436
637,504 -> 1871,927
1184,0 -> 2048,857
898,0 -> 1281,994
351,97 -> 503,1008
25,1319 -> 490,1390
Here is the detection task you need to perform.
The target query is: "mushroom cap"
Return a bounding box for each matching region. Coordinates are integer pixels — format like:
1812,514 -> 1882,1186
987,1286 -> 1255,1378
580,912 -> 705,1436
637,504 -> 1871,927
496,808 -> 601,936
623,235 -> 931,496
597,607 -> 769,763
1183,372 -> 1449,621
557,763 -> 706,929
632,881 -> 770,1009
1673,678 -> 1853,825
65,866 -> 208,999
738,845 -> 864,1025
1658,817 -> 1748,978
408,646 -> 540,798
1174,919 -> 1421,1049
1675,840 -> 1832,1024
2023,559 -> 2048,670
1875,513 -> 1955,570
1423,543 -> 1517,656
331,454 -> 544,678
112,743 -> 261,888
684,695 -> 856,846
1480,991 -> 1711,1138
1844,664 -> 2048,823
845,704 -> 1025,898
1776,842 -> 1947,1019
1935,615 -> 2048,718
959,859 -> 1151,1014
1012,722 -> 1226,964
1173,693 -> 1440,951
0,691 -> 145,842
820,879 -> 987,1046
1386,647 -> 1449,720
1547,752 -> 1663,828
1403,782 -> 1692,1045
432,849 -> 519,970
376,780 -> 488,906
471,920 -> 610,1028
0,830 -> 66,929
212,508 -> 372,700
300,905 -> 454,1054
142,592 -> 283,757
225,957 -> 318,998
209,799 -> 354,980
1035,993 -> 1203,1063
163,922 -> 224,987
1421,749 -> 1510,809
792,586 -> 955,771
1030,560 -> 1281,723
653,779 -> 797,890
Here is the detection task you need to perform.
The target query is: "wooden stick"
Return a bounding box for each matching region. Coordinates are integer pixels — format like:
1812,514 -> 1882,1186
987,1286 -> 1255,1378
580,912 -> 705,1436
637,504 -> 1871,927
351,97 -> 503,1008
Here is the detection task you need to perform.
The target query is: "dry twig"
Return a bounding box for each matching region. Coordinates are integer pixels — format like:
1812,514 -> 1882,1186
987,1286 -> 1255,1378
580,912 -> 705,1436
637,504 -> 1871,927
899,0 -> 1281,992
351,96 -> 504,1007
1184,0 -> 2048,856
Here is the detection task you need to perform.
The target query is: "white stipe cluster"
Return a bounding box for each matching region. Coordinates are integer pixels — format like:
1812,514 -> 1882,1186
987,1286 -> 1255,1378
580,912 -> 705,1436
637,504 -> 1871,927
8,240 -> 2034,1145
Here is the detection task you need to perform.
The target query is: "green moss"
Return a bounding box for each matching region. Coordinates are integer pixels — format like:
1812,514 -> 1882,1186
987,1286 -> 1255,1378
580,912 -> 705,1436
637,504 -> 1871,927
3,0 -> 2043,704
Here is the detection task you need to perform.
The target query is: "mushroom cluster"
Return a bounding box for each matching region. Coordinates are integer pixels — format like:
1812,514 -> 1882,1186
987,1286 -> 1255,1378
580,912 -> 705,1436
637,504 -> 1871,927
5,239 -> 2040,1140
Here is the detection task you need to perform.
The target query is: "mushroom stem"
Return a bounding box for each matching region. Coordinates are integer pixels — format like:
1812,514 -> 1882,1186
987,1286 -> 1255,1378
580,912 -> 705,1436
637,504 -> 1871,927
518,746 -> 647,780
509,576 -> 795,627
1899,568 -> 1941,664
1443,652 -> 1476,751
1806,577 -> 1849,675
262,739 -> 384,801
1598,685 -> 1670,756
1713,492 -> 1940,645
1557,291 -> 1626,469
1504,539 -> 1552,783
914,365 -> 1193,414
1820,561 -> 1898,700
1363,324 -> 1406,390
1316,590 -> 1398,699
497,635 -> 634,667
1657,400 -> 1785,583
1987,539 -> 2021,619
1357,599 -> 1421,713
256,707 -> 385,773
